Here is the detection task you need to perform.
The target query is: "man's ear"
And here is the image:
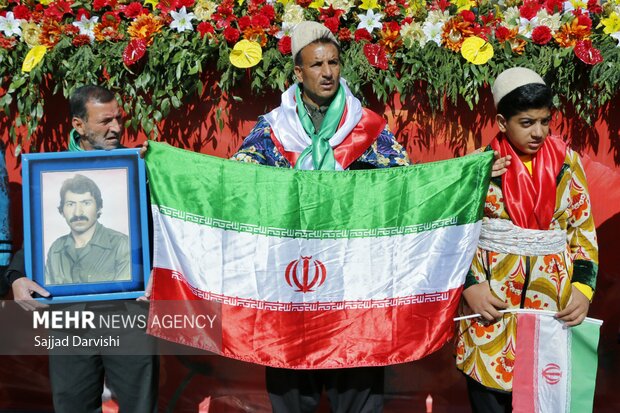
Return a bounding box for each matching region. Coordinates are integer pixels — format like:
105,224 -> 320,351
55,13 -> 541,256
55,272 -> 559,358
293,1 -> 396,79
72,116 -> 85,136
294,65 -> 303,83
496,114 -> 508,133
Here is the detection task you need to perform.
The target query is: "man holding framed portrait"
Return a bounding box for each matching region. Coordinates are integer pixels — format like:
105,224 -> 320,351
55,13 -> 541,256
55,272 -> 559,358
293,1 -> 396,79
3,85 -> 158,413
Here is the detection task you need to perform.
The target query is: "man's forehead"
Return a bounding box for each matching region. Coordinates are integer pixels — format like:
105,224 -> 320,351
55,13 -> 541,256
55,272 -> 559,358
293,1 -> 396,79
84,99 -> 121,118
64,190 -> 95,200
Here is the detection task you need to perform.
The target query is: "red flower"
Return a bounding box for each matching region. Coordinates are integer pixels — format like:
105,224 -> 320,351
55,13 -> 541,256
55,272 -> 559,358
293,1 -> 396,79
157,0 -> 180,14
519,0 -> 540,20
196,21 -> 214,38
319,5 -> 345,21
12,5 -> 31,20
63,24 -> 80,35
472,24 -> 491,40
384,2 -> 400,18
354,28 -> 372,42
587,0 -> 602,14
238,16 -> 251,31
323,16 -> 340,34
123,38 -> 147,66
532,25 -> 552,45
93,0 -> 107,11
75,8 -> 90,20
72,34 -> 92,46
402,17 -> 413,25
278,36 -> 291,55
44,0 -> 74,20
495,26 -> 511,42
251,14 -> 270,29
481,12 -> 496,26
337,27 -> 351,42
123,2 -> 147,18
178,0 -> 195,8
363,43 -> 388,70
260,5 -> 275,22
545,0 -> 563,14
433,0 -> 451,12
383,21 -> 399,33
0,34 -> 17,50
574,39 -> 603,65
223,26 -> 240,44
296,0 -> 312,7
575,12 -> 592,31
460,10 -> 475,23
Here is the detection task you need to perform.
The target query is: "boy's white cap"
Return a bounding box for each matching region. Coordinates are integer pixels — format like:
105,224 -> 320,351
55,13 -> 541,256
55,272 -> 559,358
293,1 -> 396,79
291,21 -> 339,61
492,67 -> 546,107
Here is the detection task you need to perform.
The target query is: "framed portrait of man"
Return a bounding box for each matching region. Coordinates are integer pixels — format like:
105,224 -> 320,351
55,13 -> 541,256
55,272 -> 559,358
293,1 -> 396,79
22,149 -> 150,302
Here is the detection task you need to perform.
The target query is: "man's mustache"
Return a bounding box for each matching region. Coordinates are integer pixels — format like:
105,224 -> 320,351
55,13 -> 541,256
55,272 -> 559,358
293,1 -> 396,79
70,216 -> 89,223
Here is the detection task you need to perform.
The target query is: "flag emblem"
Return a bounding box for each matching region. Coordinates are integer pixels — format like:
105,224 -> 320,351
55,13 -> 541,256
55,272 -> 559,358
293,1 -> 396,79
542,363 -> 562,385
285,256 -> 327,293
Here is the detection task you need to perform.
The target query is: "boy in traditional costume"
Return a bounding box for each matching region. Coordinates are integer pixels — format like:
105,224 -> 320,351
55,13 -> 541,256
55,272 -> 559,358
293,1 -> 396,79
455,67 -> 598,412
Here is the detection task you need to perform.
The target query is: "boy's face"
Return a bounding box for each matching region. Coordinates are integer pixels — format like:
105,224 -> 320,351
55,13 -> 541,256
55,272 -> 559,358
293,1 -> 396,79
497,107 -> 552,156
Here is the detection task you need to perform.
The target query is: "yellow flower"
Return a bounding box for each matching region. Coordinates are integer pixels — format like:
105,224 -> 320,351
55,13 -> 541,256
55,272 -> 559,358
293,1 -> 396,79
601,12 -> 620,34
21,22 -> 41,48
22,45 -> 47,73
194,0 -> 217,21
461,36 -> 494,65
359,0 -> 379,10
308,0 -> 324,9
39,0 -> 53,5
451,0 -> 475,12
144,0 -> 159,8
229,40 -> 262,68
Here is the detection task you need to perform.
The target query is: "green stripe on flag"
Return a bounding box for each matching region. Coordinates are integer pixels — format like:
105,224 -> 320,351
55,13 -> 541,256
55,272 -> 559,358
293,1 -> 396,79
145,141 -> 493,233
569,320 -> 600,413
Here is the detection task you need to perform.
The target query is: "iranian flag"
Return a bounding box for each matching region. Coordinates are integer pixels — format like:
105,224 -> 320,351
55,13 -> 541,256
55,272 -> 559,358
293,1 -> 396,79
145,142 -> 493,369
513,311 -> 602,413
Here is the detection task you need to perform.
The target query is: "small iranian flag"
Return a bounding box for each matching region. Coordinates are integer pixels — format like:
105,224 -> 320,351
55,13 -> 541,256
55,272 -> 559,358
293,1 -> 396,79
145,142 -> 493,369
513,311 -> 602,413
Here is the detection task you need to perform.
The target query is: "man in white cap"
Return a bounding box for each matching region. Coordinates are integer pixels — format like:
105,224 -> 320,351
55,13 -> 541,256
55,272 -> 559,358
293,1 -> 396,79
231,20 -> 409,413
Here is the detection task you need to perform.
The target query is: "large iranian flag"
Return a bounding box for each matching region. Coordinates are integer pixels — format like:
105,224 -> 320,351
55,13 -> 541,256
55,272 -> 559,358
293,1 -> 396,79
146,142 -> 493,369
513,311 -> 602,413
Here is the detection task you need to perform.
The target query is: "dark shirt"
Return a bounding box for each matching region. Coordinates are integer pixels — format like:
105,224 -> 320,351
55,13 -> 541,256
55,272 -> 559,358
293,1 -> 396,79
45,222 -> 130,285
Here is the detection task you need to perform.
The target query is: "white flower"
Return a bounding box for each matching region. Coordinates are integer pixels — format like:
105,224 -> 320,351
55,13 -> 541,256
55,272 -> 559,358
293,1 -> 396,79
0,12 -> 23,38
422,21 -> 443,46
357,10 -> 384,33
503,6 -> 521,27
536,10 -> 562,31
170,6 -> 196,33
326,0 -> 354,14
72,15 -> 99,41
426,10 -> 451,25
518,16 -> 538,38
276,22 -> 296,39
612,31 -> 620,46
282,4 -> 305,24
194,0 -> 217,21
400,22 -> 424,48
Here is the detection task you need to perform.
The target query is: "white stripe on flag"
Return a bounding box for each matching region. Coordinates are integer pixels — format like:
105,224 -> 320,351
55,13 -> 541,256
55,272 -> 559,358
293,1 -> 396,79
152,207 -> 480,303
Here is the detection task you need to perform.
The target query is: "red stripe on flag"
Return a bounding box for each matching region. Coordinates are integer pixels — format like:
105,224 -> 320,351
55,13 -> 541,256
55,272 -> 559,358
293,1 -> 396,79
513,313 -> 539,413
149,267 -> 462,369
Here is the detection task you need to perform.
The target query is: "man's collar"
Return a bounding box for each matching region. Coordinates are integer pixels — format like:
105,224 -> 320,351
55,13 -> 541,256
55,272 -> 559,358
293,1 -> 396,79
68,129 -> 85,152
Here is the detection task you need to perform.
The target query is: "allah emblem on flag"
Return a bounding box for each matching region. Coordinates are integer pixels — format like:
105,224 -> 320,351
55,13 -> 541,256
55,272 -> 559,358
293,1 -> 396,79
285,256 -> 326,293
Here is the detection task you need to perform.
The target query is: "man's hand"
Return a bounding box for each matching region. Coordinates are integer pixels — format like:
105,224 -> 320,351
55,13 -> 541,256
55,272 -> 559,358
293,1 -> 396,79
491,151 -> 511,178
139,141 -> 149,159
12,278 -> 50,311
555,285 -> 590,327
136,271 -> 153,302
462,281 -> 508,321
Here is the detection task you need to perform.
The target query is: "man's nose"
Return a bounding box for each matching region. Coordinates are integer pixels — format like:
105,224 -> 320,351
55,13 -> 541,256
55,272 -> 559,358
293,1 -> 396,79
320,63 -> 333,78
110,118 -> 122,134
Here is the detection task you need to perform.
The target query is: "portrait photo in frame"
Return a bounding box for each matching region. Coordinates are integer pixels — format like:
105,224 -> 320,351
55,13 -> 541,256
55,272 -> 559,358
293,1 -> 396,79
22,149 -> 150,302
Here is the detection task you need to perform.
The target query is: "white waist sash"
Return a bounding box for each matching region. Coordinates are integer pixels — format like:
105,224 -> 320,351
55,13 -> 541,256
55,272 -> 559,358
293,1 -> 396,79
478,218 -> 566,256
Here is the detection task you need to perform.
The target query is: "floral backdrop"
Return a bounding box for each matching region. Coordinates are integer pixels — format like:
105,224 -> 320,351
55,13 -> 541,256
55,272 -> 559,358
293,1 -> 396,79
1,0 -> 619,142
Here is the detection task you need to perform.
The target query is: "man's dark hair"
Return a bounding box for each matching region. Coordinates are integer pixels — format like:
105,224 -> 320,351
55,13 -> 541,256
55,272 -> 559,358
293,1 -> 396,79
294,34 -> 341,66
70,85 -> 116,120
58,174 -> 103,216
497,83 -> 553,120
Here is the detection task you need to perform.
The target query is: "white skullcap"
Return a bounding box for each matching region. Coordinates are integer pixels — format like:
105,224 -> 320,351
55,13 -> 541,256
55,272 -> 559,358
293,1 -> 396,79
492,67 -> 546,107
291,21 -> 339,61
